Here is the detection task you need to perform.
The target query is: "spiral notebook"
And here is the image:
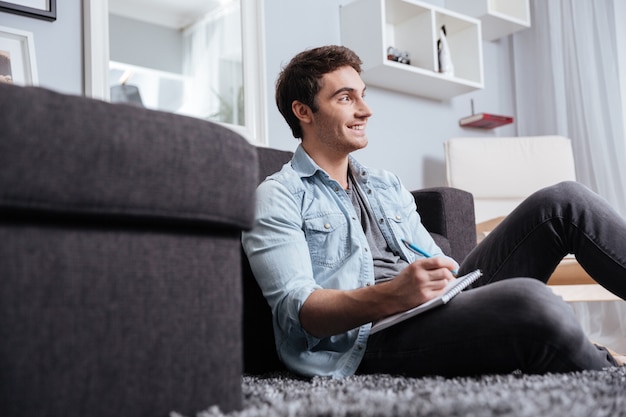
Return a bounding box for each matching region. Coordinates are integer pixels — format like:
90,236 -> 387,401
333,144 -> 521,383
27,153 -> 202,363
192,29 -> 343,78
370,269 -> 482,334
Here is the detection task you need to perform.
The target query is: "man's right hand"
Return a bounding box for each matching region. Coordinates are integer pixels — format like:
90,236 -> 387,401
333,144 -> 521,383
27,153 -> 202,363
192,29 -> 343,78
299,257 -> 457,338
383,257 -> 458,313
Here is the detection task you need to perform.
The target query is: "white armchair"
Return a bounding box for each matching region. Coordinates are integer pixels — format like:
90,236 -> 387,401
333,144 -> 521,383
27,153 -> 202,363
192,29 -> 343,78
444,135 -> 576,224
444,135 -> 625,352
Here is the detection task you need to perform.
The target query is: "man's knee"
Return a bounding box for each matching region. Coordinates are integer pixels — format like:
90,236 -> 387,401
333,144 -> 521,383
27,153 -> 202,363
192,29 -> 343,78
537,181 -> 597,207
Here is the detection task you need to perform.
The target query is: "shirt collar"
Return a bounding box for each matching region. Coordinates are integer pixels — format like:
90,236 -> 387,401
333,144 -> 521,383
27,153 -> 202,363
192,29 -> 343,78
292,144 -> 319,178
291,144 -> 369,185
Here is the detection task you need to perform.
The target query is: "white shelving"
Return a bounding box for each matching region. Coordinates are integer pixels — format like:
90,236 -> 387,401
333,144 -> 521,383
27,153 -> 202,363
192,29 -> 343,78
340,0 -> 483,101
446,0 -> 531,41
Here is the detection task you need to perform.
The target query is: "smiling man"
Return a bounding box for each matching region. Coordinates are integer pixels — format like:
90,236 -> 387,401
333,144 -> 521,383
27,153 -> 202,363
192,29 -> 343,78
242,45 -> 625,379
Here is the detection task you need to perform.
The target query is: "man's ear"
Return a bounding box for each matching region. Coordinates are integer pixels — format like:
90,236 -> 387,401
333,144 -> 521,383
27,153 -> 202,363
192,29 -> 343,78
292,101 -> 312,125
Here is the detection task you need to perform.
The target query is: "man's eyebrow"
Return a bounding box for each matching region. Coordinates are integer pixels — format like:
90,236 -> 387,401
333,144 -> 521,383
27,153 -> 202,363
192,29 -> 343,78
330,86 -> 367,97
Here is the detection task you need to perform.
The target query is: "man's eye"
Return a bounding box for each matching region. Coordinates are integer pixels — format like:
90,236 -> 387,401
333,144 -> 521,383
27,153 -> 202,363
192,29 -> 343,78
339,95 -> 351,102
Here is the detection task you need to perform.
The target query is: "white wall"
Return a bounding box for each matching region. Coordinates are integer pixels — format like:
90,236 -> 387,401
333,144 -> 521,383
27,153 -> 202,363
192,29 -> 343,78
0,0 -> 82,95
109,14 -> 183,74
262,0 -> 517,191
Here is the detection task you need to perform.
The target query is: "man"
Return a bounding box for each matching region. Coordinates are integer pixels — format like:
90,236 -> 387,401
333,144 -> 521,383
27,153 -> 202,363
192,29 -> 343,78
242,45 -> 626,379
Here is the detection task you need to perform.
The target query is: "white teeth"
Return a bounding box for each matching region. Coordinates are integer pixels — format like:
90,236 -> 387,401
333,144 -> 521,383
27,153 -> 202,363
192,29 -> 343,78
350,125 -> 364,130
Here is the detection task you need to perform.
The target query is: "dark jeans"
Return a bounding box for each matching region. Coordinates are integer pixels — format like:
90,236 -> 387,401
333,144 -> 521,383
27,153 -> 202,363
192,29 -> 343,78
359,182 -> 625,377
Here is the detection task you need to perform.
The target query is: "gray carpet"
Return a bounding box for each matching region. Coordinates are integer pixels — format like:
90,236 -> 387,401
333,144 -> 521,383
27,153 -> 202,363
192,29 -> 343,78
175,367 -> 626,417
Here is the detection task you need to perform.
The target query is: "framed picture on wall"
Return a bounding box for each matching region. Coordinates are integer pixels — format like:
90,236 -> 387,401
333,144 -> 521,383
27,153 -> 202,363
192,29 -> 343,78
0,25 -> 38,86
0,0 -> 56,21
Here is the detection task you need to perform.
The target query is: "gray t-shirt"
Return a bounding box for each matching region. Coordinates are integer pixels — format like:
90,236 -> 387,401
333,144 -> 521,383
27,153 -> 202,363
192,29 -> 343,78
346,172 -> 408,282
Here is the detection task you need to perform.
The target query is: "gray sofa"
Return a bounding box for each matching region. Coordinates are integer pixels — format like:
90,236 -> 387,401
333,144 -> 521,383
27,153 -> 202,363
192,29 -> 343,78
0,83 -> 476,415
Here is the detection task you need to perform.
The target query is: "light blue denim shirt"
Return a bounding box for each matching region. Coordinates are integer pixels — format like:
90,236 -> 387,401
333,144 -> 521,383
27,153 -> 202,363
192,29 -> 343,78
242,145 -> 457,378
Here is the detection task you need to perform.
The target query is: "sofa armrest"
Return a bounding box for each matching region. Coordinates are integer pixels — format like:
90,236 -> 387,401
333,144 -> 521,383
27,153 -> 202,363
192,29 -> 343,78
0,83 -> 254,415
411,187 -> 476,263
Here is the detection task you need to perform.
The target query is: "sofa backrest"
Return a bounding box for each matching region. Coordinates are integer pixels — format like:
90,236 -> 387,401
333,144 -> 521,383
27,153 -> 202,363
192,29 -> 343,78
0,83 -> 257,416
242,147 -> 294,374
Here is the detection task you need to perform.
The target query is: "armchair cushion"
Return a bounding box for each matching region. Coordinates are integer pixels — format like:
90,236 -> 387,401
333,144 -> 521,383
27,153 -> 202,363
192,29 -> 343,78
444,136 -> 576,223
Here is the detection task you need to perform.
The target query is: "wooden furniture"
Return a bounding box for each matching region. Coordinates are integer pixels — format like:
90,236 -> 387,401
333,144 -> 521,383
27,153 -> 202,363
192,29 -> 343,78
548,258 -> 620,301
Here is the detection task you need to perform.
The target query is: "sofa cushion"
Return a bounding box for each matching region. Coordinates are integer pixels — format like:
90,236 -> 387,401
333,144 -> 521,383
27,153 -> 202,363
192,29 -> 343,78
0,83 -> 257,230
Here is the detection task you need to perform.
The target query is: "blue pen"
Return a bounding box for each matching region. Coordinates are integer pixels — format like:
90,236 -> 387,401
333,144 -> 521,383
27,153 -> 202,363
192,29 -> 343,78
401,239 -> 432,258
402,238 -> 459,274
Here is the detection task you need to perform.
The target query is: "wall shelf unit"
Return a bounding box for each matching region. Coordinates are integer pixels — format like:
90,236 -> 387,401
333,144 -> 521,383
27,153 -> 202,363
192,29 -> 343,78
340,0 -> 484,101
446,0 -> 531,41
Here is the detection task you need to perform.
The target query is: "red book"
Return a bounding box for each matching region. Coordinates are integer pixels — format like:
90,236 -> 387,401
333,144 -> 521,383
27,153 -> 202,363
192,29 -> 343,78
459,113 -> 514,129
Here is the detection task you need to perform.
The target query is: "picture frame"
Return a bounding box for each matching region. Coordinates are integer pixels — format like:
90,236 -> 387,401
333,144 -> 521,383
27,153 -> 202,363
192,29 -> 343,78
0,25 -> 38,86
0,0 -> 56,21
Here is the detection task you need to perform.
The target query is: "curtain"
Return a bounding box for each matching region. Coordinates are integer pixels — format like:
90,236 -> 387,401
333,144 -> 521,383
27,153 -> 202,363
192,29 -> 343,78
512,0 -> 626,354
180,3 -> 243,125
512,0 -> 626,218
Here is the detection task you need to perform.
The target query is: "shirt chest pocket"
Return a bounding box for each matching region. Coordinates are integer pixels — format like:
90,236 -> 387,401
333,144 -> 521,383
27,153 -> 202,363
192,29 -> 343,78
381,203 -> 414,240
304,213 -> 349,269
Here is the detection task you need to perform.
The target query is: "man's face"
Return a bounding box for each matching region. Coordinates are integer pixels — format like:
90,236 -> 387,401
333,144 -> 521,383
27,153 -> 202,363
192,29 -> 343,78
308,66 -> 372,155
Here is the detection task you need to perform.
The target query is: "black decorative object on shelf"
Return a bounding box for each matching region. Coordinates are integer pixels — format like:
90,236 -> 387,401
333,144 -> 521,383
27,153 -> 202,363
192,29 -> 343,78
387,46 -> 410,65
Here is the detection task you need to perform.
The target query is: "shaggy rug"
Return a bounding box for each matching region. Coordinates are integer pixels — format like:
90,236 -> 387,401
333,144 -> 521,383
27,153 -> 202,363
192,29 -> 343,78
174,367 -> 626,417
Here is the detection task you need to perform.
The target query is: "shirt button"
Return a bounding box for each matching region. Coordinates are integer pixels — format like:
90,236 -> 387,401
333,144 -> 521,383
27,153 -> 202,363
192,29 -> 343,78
324,223 -> 331,229
396,215 -> 401,220
367,189 -> 372,194
364,247 -> 369,252
379,218 -> 384,224
366,282 -> 371,287
357,344 -> 363,351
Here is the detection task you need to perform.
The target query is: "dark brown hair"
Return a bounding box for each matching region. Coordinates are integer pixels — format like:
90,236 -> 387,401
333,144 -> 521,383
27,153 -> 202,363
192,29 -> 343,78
275,45 -> 362,138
